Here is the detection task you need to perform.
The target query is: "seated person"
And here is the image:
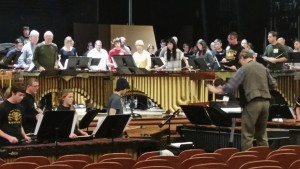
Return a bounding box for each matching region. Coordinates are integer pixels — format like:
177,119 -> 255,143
294,97 -> 300,121
57,89 -> 88,139
0,84 -> 31,145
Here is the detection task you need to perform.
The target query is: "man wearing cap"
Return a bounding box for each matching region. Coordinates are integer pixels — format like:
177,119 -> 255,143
107,77 -> 130,115
294,97 -> 300,121
18,26 -> 30,44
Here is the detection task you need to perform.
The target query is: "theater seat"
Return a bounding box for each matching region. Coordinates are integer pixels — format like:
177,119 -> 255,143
57,154 -> 93,163
14,156 -> 50,166
0,162 -> 39,169
97,153 -> 133,162
36,164 -> 74,169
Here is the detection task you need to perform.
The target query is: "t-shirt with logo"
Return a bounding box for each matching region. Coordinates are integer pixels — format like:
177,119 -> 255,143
224,44 -> 244,69
0,100 -> 24,145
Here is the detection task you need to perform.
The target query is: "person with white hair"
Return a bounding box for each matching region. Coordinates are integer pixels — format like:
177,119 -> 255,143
17,30 -> 40,70
132,40 -> 151,70
33,31 -> 59,71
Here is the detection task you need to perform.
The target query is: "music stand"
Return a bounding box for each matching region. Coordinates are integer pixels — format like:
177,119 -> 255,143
90,58 -> 101,66
79,109 -> 100,132
194,58 -> 210,70
113,55 -> 148,74
268,104 -> 294,121
35,110 -> 76,143
288,52 -> 300,63
187,58 -> 198,70
151,57 -> 164,68
180,105 -> 212,125
66,57 -> 91,70
66,57 -> 79,69
77,57 -> 91,69
92,114 -> 131,142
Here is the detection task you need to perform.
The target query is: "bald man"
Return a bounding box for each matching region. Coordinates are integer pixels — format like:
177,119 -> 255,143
33,31 -> 58,71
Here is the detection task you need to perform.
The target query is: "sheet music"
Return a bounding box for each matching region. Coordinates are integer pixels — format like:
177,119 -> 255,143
92,116 -> 107,135
123,116 -> 132,132
27,62 -> 35,71
70,112 -> 78,135
34,113 -> 44,135
220,107 -> 242,113
170,142 -> 193,148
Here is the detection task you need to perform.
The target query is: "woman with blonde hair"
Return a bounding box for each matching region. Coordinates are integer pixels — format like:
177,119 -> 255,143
132,40 -> 151,70
58,36 -> 77,69
57,89 -> 88,139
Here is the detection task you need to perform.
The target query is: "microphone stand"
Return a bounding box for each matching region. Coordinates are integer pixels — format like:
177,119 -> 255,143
159,109 -> 180,145
129,79 -> 141,118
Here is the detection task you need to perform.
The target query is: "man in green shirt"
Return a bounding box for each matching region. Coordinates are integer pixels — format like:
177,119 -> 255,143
33,31 -> 58,71
263,31 -> 288,70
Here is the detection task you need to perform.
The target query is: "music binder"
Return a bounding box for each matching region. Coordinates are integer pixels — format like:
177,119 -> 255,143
34,110 -> 77,142
92,114 -> 131,139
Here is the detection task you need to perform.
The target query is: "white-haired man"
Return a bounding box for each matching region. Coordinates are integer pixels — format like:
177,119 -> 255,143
17,30 -> 40,70
33,31 -> 59,71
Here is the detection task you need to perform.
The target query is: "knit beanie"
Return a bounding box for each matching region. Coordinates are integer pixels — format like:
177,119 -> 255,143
115,77 -> 130,91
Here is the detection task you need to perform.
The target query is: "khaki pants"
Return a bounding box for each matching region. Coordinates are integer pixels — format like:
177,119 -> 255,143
241,99 -> 270,151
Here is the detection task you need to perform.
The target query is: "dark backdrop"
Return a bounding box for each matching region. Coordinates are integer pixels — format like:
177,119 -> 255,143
0,0 -> 274,55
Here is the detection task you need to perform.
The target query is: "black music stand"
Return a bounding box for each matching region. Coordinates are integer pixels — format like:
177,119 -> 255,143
151,57 -> 164,68
288,52 -> 300,63
92,114 -> 131,142
194,58 -> 210,70
113,55 -> 148,74
268,104 -> 294,121
90,58 -> 101,66
79,109 -> 100,132
66,57 -> 91,70
180,105 -> 212,125
35,110 -> 76,143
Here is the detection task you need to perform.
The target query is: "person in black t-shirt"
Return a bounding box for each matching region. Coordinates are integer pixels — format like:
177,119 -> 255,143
0,84 -> 31,145
20,78 -> 43,134
221,32 -> 244,70
57,89 -> 88,139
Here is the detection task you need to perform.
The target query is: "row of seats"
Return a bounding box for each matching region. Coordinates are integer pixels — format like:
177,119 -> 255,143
1,145 -> 300,169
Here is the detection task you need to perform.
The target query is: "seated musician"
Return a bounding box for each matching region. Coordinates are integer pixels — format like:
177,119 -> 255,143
57,89 -> 88,139
294,97 -> 300,121
155,38 -> 189,71
0,84 -> 31,145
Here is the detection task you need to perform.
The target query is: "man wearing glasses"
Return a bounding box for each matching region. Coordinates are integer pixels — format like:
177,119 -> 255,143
221,32 -> 244,71
20,78 -> 43,134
